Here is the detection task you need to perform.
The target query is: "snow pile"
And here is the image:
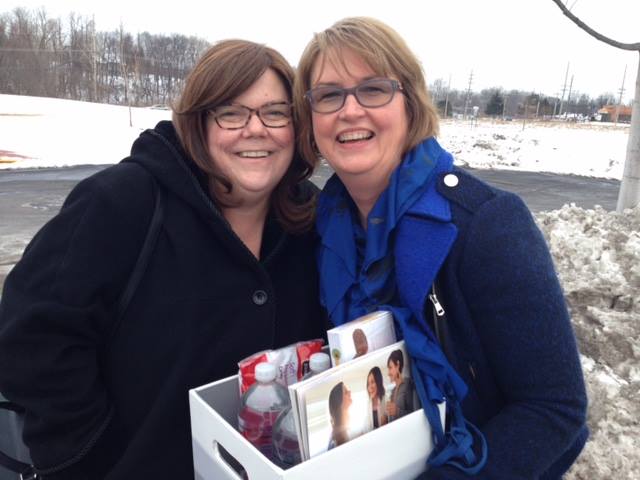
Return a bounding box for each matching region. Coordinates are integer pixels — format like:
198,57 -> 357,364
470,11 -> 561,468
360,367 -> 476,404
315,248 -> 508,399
536,205 -> 640,479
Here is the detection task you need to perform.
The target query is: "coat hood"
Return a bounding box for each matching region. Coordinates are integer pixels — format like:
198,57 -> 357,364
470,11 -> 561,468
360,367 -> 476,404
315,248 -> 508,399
124,120 -> 216,219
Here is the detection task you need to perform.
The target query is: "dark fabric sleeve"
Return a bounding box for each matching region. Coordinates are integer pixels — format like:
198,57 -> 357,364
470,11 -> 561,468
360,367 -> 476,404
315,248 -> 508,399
0,165 -> 154,476
423,193 -> 587,479
396,378 -> 417,418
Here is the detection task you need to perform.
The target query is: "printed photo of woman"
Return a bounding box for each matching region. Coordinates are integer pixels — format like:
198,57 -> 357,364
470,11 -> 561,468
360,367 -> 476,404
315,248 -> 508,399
366,366 -> 387,431
385,349 -> 416,422
327,381 -> 352,449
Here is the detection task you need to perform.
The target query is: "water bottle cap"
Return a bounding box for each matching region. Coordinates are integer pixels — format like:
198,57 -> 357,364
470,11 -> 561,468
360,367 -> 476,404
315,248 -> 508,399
255,362 -> 277,383
309,352 -> 331,373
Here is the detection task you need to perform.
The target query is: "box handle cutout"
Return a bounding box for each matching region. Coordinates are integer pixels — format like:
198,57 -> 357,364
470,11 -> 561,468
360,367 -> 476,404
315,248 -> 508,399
212,440 -> 248,479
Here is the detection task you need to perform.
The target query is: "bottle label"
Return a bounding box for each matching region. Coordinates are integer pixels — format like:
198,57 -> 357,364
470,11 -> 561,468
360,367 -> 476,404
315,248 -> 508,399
272,430 -> 301,467
238,407 -> 281,458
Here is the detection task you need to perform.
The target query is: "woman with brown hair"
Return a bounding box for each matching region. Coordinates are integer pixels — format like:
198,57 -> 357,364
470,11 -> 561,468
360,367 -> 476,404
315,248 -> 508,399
385,349 -> 416,422
327,381 -> 353,448
365,366 -> 387,431
0,39 -> 326,479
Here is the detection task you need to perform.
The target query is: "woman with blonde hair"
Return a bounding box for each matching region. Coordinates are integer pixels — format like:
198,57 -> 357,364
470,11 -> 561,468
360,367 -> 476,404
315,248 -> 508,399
294,17 -> 587,479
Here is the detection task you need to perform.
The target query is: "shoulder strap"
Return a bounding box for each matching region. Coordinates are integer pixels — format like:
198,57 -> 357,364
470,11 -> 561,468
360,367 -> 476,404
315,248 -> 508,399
0,401 -> 34,477
111,180 -> 165,337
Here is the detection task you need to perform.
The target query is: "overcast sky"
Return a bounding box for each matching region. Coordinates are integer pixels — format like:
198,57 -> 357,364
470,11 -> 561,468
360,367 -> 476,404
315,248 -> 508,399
3,0 -> 639,102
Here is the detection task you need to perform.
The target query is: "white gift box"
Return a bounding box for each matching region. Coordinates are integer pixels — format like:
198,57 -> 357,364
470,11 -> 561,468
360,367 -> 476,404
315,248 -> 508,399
189,375 -> 445,480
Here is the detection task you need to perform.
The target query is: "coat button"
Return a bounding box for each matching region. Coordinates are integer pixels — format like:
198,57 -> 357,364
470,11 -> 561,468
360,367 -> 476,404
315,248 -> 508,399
443,173 -> 459,187
252,290 -> 268,306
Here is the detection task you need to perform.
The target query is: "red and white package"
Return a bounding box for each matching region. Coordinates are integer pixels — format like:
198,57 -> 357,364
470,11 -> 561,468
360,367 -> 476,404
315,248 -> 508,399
237,350 -> 270,395
296,339 -> 324,379
237,339 -> 324,395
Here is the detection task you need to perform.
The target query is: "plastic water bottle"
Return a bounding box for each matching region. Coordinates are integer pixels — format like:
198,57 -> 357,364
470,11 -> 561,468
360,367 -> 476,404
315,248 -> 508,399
302,352 -> 331,380
272,352 -> 331,468
237,362 -> 290,461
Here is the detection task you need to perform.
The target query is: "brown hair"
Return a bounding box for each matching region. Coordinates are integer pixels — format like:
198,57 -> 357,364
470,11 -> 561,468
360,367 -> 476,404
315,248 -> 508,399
329,382 -> 346,427
173,39 -> 315,233
387,349 -> 405,373
293,17 -> 440,168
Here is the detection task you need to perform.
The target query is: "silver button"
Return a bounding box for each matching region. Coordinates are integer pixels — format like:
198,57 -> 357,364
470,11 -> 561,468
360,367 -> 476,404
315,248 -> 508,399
444,174 -> 459,187
252,290 -> 268,306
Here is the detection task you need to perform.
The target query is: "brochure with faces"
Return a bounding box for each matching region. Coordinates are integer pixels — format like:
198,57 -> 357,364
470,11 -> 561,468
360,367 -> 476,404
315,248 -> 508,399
327,310 -> 397,367
288,340 -> 421,461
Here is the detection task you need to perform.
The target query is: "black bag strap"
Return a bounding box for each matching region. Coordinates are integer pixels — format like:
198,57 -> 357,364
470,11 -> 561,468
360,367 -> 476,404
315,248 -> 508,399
112,181 -> 165,335
0,401 -> 25,414
0,401 -> 35,478
0,182 -> 165,477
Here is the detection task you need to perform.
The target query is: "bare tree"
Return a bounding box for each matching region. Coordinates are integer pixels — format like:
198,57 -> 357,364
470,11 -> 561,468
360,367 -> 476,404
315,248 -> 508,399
551,0 -> 640,211
118,23 -> 132,126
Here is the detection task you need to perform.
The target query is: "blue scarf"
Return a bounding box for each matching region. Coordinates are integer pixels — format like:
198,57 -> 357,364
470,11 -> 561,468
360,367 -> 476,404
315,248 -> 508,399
317,137 -> 487,473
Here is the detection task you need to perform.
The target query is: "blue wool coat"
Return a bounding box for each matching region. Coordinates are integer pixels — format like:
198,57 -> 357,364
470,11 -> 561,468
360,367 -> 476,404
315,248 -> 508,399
406,168 -> 588,479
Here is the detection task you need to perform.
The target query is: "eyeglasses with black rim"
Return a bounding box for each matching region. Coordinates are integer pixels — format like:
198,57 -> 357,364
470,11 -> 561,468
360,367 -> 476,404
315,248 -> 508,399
208,102 -> 292,130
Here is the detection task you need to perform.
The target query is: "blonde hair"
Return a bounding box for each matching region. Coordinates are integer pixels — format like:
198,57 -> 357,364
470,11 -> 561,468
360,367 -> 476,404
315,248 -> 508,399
293,17 -> 440,168
173,39 -> 315,233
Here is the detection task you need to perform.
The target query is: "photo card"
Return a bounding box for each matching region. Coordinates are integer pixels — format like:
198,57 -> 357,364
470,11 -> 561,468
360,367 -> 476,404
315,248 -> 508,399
327,310 -> 397,367
288,340 -> 420,460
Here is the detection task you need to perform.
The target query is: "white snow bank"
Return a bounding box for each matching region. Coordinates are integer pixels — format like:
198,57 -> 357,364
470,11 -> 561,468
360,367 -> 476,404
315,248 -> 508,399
536,205 -> 640,480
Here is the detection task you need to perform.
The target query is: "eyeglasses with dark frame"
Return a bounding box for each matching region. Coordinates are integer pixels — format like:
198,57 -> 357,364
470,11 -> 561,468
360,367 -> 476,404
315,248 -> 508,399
305,78 -> 403,114
208,101 -> 293,130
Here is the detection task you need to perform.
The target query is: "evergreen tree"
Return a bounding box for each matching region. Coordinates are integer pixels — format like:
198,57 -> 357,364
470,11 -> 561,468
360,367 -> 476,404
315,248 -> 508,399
485,91 -> 504,116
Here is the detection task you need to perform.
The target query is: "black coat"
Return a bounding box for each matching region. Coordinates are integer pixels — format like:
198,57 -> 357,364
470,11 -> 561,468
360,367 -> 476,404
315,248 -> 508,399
0,121 -> 327,479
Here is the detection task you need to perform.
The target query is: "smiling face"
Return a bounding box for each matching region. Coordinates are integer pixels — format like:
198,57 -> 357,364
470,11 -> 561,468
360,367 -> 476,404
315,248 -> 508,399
353,328 -> 368,357
367,372 -> 378,399
388,360 -> 400,382
309,47 -> 409,186
206,68 -> 294,206
343,384 -> 353,411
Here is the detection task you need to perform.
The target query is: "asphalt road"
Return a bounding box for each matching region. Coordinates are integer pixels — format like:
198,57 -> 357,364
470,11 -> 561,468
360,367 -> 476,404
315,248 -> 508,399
0,164 -> 620,289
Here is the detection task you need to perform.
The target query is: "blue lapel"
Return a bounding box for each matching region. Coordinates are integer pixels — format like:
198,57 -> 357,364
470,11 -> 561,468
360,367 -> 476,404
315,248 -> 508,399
316,176 -> 358,321
395,146 -> 457,325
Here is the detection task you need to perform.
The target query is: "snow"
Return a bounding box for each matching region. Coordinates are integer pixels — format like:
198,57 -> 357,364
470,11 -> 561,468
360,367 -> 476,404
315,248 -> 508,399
536,205 -> 640,479
0,94 -> 630,180
1,94 -> 639,478
0,94 -> 172,169
440,120 -> 629,180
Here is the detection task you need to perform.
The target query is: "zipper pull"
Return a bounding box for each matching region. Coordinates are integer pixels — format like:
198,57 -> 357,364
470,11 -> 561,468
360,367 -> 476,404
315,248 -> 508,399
429,291 -> 445,316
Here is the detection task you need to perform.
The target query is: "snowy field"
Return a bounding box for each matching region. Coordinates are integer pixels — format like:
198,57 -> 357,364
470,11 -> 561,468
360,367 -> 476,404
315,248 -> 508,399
1,94 -> 638,478
0,94 -> 630,181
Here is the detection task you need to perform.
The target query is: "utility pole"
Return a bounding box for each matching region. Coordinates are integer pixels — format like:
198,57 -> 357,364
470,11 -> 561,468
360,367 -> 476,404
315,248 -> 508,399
463,71 -> 473,120
502,94 -> 508,120
615,64 -> 627,126
558,62 -> 570,117
565,74 -> 574,119
444,74 -> 451,118
550,0 -> 640,211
